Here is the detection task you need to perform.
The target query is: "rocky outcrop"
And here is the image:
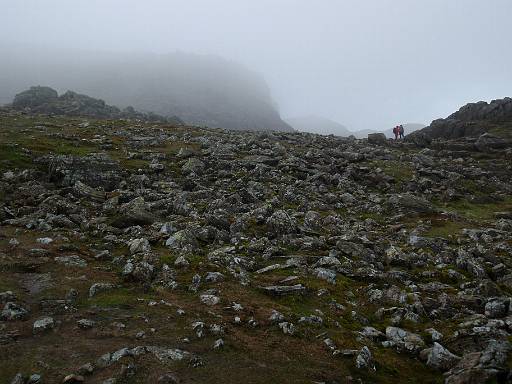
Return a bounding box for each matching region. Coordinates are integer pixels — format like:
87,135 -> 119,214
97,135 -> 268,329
407,97 -> 512,145
11,86 -> 183,124
448,98 -> 512,122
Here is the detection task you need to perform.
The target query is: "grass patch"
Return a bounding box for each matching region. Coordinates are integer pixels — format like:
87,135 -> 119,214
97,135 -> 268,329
440,197 -> 512,221
0,144 -> 32,170
423,219 -> 468,239
120,158 -> 149,170
371,160 -> 414,183
86,287 -> 150,308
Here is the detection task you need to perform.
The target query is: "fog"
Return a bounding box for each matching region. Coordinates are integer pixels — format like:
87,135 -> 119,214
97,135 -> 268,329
1,0 -> 512,132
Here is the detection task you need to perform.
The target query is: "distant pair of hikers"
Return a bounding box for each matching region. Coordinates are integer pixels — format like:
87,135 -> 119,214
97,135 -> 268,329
393,125 -> 404,140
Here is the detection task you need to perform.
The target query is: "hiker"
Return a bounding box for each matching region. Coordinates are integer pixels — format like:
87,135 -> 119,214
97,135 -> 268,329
399,124 -> 405,139
393,126 -> 399,140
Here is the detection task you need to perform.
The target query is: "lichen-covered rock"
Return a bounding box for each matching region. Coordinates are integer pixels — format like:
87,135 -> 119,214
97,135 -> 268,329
89,283 -> 115,298
33,316 -> 55,334
1,302 -> 29,321
385,326 -> 425,354
424,342 -> 460,371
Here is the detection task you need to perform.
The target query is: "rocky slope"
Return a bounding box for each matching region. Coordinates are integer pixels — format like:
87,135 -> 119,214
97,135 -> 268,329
408,98 -> 512,143
1,109 -> 512,383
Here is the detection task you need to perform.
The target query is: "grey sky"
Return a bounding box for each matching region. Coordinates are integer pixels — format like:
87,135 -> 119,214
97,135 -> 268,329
2,0 -> 512,131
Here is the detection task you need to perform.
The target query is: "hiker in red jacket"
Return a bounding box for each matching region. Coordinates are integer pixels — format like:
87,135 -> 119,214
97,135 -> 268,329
393,126 -> 399,140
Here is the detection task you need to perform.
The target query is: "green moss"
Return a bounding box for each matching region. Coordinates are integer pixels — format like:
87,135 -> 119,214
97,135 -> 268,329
160,254 -> 175,265
359,211 -> 387,224
86,287 -> 150,308
488,122 -> 512,139
440,197 -> 512,221
0,144 -> 32,170
423,220 -> 467,239
370,160 -> 414,183
120,158 -> 150,170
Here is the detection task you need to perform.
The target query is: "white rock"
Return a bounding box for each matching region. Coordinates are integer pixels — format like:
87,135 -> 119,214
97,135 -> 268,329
33,317 -> 55,334
200,294 -> 220,306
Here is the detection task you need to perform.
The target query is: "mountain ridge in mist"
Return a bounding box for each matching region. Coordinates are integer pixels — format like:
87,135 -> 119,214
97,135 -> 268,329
0,47 -> 292,132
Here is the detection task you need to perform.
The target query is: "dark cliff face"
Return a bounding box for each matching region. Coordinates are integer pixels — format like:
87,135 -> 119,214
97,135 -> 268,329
408,98 -> 512,141
0,49 -> 293,132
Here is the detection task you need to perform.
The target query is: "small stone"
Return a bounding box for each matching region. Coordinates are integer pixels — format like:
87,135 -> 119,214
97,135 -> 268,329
269,309 -> 285,323
77,363 -> 94,376
355,346 -> 375,370
10,373 -> 26,384
37,237 -> 53,245
55,255 -> 87,268
205,271 -> 224,282
425,328 -> 443,342
27,374 -> 42,384
128,238 -> 151,254
200,294 -> 220,306
62,374 -> 85,383
1,302 -> 29,321
77,319 -> 95,329
213,338 -> 224,349
33,317 -> 55,334
89,282 -> 115,297
278,322 -> 296,335
157,373 -> 180,383
9,238 -> 19,247
174,255 -> 189,268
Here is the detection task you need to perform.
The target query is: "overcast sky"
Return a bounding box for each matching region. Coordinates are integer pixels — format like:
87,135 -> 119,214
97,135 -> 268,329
2,0 -> 512,131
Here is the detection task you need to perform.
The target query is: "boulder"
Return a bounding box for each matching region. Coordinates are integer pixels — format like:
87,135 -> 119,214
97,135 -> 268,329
1,302 -> 29,321
89,283 -> 115,298
33,316 -> 55,334
112,197 -> 154,228
425,342 -> 460,371
367,133 -> 387,145
385,326 -> 425,354
444,339 -> 511,384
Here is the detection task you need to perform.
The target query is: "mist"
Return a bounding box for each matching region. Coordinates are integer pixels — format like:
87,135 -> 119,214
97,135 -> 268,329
1,0 -> 512,133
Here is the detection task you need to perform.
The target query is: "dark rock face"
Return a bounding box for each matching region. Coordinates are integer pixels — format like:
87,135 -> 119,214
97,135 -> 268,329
449,98 -> 512,122
407,97 -> 512,144
11,86 -> 182,124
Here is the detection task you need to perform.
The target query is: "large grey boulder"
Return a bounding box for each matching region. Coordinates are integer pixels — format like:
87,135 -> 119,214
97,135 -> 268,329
367,133 -> 387,145
111,197 -> 154,228
424,342 -> 460,371
266,210 -> 297,236
475,133 -> 511,152
445,339 -> 511,384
